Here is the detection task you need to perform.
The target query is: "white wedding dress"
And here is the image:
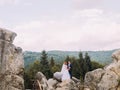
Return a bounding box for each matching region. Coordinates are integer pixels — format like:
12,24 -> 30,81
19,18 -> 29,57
61,64 -> 70,81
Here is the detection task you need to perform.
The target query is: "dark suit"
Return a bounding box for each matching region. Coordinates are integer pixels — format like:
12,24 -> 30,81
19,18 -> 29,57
68,63 -> 72,79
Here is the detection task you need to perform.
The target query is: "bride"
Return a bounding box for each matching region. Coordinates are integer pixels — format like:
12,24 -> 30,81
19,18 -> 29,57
61,61 -> 70,81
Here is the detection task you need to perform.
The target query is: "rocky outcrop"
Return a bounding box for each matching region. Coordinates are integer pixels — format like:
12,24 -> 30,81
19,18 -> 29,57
0,28 -> 24,90
56,79 -> 79,90
33,50 -> 120,90
84,68 -> 105,90
33,72 -> 55,90
33,72 -> 51,90
47,78 -> 59,89
84,49 -> 120,90
33,72 -> 80,90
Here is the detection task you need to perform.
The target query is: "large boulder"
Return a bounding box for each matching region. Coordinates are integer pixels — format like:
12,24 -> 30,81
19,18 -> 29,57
34,72 -> 49,90
0,28 -> 24,90
112,49 -> 120,62
47,78 -> 58,88
33,72 -> 54,90
53,72 -> 62,81
84,49 -> 120,90
84,68 -> 105,90
97,71 -> 119,90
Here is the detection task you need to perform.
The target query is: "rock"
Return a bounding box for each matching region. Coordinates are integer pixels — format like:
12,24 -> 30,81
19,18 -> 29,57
33,72 -> 54,90
0,28 -> 24,90
117,85 -> 120,90
112,50 -> 120,62
105,50 -> 120,76
0,28 -> 17,43
105,61 -> 120,77
48,78 -> 58,88
84,49 -> 120,90
35,72 -> 47,82
56,80 -> 79,90
84,88 -> 91,90
35,72 -> 48,89
34,71 -> 80,90
84,68 -> 105,89
72,77 -> 81,83
98,71 -> 119,90
53,72 -> 62,81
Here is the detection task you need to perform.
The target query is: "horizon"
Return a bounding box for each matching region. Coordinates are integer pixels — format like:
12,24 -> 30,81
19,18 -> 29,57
24,48 -> 119,53
0,0 -> 120,51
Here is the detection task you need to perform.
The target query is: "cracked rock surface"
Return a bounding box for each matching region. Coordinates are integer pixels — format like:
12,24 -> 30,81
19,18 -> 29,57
84,50 -> 120,90
0,28 -> 24,90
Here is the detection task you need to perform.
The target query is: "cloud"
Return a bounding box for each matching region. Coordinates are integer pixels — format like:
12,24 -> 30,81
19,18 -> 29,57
72,0 -> 120,13
72,9 -> 103,18
72,0 -> 103,9
23,2 -> 32,6
12,8 -> 120,51
0,0 -> 20,6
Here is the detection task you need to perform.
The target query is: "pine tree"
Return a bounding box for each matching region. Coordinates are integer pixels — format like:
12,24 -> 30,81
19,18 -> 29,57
84,52 -> 92,72
65,55 -> 70,62
49,57 -> 58,73
50,57 -> 55,67
40,50 -> 52,79
79,52 -> 84,61
72,59 -> 80,79
78,52 -> 84,80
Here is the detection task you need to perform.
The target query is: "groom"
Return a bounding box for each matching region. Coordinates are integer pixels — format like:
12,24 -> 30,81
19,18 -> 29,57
68,61 -> 72,79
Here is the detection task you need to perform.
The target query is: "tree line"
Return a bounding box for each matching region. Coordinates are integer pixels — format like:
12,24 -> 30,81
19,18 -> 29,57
24,50 -> 104,89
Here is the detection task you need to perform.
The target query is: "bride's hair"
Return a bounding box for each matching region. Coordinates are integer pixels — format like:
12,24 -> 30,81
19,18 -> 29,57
64,61 -> 67,65
64,61 -> 68,65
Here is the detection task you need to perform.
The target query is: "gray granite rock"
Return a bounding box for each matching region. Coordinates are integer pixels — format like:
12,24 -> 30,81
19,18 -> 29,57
0,28 -> 17,43
53,72 -> 62,81
0,28 -> 24,90
84,49 -> 120,90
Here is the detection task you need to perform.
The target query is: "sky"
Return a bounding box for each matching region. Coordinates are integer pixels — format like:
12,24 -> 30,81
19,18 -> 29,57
0,0 -> 120,51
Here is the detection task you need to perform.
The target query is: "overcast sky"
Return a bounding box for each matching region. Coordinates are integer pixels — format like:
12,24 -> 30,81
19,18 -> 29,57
0,0 -> 120,51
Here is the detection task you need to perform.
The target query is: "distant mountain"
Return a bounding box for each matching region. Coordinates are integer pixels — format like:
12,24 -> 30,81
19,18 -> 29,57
24,49 -> 119,67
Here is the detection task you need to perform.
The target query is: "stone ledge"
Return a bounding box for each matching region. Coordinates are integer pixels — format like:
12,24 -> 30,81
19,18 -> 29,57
0,28 -> 17,43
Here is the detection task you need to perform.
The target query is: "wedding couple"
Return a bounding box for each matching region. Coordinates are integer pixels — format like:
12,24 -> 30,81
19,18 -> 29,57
61,61 -> 72,81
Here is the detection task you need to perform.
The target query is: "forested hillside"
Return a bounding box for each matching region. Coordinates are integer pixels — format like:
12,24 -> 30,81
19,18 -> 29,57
24,50 -> 104,88
24,49 -> 119,66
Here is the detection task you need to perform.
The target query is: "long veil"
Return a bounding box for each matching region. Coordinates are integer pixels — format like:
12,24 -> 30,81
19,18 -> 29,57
61,64 -> 65,74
